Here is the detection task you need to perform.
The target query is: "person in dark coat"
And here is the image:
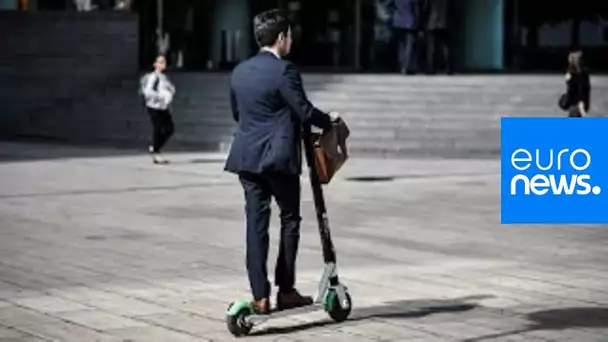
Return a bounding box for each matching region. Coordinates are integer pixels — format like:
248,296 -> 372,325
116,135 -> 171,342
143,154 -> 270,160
387,0 -> 421,74
424,0 -> 452,74
224,9 -> 339,314
564,51 -> 591,117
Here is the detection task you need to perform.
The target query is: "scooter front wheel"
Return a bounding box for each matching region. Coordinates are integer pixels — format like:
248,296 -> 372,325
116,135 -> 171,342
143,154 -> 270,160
324,289 -> 352,322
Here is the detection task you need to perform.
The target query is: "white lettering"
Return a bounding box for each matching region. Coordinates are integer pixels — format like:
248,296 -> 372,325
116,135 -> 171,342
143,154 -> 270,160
549,175 -> 577,195
529,175 -> 550,195
575,175 -> 592,195
510,174 -> 597,196
557,149 -> 569,170
511,149 -> 531,171
535,149 -> 554,171
511,148 -> 590,171
570,149 -> 591,171
510,174 -> 530,195
509,148 -> 597,196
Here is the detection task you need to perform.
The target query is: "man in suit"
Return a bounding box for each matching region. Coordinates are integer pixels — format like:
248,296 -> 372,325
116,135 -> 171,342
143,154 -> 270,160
224,9 -> 338,314
424,0 -> 452,74
387,0 -> 421,74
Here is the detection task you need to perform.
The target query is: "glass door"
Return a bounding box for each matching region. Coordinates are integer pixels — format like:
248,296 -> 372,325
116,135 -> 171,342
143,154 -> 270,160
284,0 -> 356,70
356,0 -> 400,72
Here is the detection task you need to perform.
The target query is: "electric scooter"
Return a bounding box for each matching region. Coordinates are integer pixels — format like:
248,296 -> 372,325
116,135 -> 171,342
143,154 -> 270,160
225,124 -> 352,337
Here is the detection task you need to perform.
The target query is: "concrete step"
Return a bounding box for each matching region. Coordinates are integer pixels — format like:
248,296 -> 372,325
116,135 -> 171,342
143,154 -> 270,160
346,120 -> 500,131
349,127 -> 498,140
348,138 -> 501,151
347,141 -> 501,156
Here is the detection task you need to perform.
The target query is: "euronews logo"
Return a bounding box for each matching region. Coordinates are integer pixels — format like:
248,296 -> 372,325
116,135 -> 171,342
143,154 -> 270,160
509,148 -> 601,196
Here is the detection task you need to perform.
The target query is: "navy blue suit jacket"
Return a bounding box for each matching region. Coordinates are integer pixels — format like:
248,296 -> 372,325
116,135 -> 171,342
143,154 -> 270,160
388,0 -> 419,29
224,51 -> 332,176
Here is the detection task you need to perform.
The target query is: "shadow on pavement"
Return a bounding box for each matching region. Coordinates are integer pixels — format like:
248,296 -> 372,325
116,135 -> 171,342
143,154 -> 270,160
0,139 -> 218,163
251,295 -> 492,336
344,172 -> 496,183
0,140 -> 141,163
0,182 -> 230,200
345,176 -> 397,182
462,307 -> 608,341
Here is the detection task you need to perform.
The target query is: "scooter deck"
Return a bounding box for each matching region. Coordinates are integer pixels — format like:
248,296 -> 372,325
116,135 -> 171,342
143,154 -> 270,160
247,302 -> 325,324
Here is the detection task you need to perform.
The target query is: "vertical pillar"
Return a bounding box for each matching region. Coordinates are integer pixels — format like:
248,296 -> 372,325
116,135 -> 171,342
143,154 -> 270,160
461,0 -> 504,71
354,0 -> 361,70
156,0 -> 165,54
211,0 -> 251,68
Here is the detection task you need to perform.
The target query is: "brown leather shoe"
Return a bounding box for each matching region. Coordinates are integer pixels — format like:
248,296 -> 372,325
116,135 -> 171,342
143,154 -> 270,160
276,289 -> 313,311
251,298 -> 270,315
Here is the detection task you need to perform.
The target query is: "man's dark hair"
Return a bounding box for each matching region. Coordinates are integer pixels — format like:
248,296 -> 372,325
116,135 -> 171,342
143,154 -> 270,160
253,9 -> 290,48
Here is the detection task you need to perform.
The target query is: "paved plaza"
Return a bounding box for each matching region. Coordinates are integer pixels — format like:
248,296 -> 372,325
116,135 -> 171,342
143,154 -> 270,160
0,141 -> 607,342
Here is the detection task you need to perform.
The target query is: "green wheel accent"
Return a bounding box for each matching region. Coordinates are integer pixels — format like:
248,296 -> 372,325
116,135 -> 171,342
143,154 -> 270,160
324,289 -> 352,322
226,301 -> 254,337
323,290 -> 336,311
226,300 -> 253,316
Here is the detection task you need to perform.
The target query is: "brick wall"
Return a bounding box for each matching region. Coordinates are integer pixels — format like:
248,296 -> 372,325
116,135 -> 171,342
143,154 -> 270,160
0,11 -> 138,138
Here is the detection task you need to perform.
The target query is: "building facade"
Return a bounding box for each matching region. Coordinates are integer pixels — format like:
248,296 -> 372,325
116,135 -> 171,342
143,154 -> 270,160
5,0 -> 608,72
137,0 -> 608,72
135,0 -> 509,72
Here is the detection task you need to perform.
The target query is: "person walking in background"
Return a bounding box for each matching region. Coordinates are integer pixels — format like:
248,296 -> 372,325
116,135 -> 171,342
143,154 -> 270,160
424,0 -> 452,74
373,0 -> 394,72
564,51 -> 590,117
224,9 -> 339,314
141,55 -> 176,164
387,0 -> 421,74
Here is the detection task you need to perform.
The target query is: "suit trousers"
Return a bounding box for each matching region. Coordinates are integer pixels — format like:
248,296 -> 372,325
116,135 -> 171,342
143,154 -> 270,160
239,171 -> 302,300
395,28 -> 418,73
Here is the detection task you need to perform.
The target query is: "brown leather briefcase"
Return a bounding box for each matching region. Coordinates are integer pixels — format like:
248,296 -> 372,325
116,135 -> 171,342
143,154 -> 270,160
310,119 -> 350,184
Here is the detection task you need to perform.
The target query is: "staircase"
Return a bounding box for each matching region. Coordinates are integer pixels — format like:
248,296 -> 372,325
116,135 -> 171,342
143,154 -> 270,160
305,75 -> 608,157
4,72 -> 608,158
163,74 -> 608,158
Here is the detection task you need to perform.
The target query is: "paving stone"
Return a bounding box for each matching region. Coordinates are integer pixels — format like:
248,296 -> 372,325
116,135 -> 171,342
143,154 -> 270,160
135,311 -> 225,337
10,322 -> 121,342
105,326 -> 207,342
0,326 -> 27,338
56,309 -> 149,330
284,331 -> 382,342
523,329 -> 608,342
0,306 -> 60,328
13,296 -> 91,314
47,289 -> 173,316
335,320 -> 430,340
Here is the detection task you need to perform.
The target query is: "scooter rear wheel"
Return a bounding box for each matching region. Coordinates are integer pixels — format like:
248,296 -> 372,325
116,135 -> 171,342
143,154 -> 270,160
325,289 -> 352,322
226,307 -> 253,337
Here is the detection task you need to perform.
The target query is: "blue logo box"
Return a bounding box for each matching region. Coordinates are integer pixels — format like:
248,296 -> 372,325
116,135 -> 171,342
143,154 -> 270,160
501,117 -> 608,224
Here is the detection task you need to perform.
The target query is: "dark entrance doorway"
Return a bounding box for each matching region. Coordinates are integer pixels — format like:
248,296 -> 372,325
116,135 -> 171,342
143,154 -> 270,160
283,0 -> 398,72
286,0 -> 357,70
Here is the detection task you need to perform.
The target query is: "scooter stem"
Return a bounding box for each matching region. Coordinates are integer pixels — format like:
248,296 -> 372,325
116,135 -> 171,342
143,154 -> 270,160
302,124 -> 338,268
